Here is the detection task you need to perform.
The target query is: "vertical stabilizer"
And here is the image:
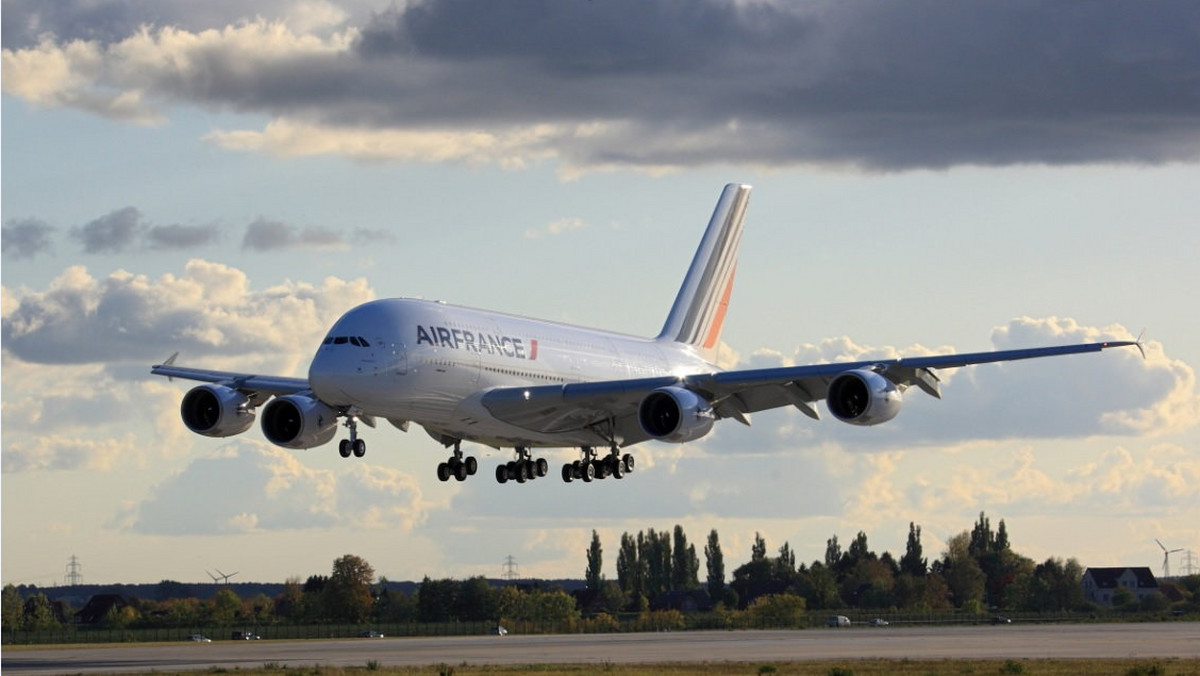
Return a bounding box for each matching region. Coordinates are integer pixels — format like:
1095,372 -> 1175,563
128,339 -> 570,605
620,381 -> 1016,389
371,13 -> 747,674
657,183 -> 751,361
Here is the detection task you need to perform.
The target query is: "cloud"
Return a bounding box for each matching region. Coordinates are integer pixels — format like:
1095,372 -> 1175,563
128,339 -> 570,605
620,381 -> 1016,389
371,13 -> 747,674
4,1 -> 1199,171
524,217 -> 586,239
1,434 -> 134,473
116,442 -> 429,535
242,217 -> 349,251
146,223 -> 222,250
62,207 -> 220,254
2,218 -> 55,259
72,206 -> 146,253
1,259 -> 374,365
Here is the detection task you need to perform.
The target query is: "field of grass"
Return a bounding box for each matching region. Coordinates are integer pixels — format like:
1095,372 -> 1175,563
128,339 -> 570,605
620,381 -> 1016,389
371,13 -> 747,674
156,659 -> 1200,676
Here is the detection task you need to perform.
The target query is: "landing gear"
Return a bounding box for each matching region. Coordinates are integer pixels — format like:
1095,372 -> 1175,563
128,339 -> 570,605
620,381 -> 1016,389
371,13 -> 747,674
495,447 -> 549,485
436,440 -> 478,482
562,446 -> 634,483
338,418 -> 367,458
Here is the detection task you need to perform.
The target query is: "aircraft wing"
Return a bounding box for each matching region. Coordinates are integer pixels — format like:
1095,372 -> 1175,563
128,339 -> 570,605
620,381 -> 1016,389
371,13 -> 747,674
151,356 -> 310,395
480,340 -> 1139,438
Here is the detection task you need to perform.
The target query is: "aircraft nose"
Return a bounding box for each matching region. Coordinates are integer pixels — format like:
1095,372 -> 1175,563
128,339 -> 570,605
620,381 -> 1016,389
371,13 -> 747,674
308,346 -> 348,405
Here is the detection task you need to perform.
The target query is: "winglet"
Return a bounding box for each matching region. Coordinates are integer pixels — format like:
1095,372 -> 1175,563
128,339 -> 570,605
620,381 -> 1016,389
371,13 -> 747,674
657,184 -> 752,362
155,352 -> 180,381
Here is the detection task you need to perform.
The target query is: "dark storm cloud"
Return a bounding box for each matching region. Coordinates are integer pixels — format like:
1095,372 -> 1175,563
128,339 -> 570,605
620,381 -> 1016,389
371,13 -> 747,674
2,218 -> 55,259
7,0 -> 1200,169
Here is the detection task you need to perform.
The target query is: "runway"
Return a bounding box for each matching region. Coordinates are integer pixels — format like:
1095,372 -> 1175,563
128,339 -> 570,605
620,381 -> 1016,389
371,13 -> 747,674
4,623 -> 1199,675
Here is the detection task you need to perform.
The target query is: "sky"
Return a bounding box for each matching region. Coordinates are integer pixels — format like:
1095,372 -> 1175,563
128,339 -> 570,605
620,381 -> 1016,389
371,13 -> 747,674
3,0 -> 1200,588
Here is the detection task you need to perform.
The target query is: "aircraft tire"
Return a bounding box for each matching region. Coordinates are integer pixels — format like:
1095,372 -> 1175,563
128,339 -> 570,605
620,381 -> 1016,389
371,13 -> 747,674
339,440 -> 352,458
454,461 -> 468,481
352,439 -> 366,458
495,464 -> 508,484
622,454 -> 635,473
536,458 -> 548,477
562,464 -> 573,482
465,456 -> 478,475
581,461 -> 595,483
611,457 -> 624,479
437,462 -> 451,482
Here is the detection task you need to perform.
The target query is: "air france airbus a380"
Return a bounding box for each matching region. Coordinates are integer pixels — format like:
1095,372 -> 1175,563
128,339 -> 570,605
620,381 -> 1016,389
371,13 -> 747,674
153,184 -> 1139,486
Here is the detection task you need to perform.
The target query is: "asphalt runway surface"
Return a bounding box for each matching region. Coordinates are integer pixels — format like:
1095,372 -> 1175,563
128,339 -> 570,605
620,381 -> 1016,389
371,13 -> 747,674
4,623 -> 1199,675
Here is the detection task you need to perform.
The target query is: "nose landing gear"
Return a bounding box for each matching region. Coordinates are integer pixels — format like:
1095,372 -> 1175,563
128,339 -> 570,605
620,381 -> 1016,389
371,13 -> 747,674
338,416 -> 367,458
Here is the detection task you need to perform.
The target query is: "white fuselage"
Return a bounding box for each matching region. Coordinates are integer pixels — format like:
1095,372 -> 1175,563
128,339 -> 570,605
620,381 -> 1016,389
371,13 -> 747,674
307,298 -> 715,449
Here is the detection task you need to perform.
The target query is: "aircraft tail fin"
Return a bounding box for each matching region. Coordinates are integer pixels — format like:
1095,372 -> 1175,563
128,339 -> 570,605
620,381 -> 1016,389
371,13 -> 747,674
656,183 -> 751,361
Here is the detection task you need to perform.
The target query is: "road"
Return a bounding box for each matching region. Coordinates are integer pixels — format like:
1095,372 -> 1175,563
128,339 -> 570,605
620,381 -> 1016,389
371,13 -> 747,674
4,623 -> 1199,675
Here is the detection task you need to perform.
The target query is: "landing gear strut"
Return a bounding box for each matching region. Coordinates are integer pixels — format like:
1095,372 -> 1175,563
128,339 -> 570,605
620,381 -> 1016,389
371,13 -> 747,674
436,440 -> 478,482
338,417 -> 367,458
562,445 -> 634,483
495,447 -> 549,484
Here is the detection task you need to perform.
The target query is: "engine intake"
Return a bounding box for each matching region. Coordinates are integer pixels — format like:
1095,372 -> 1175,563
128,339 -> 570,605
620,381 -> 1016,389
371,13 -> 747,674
180,385 -> 255,437
826,369 -> 902,426
261,394 -> 339,449
638,386 -> 715,443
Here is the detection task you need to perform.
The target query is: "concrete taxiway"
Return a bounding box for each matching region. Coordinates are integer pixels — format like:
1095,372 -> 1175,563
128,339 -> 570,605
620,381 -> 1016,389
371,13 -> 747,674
4,623 -> 1199,675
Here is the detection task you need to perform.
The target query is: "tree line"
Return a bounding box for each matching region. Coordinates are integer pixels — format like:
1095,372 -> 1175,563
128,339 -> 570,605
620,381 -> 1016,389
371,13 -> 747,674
5,512 -> 1199,634
584,512 -> 1200,615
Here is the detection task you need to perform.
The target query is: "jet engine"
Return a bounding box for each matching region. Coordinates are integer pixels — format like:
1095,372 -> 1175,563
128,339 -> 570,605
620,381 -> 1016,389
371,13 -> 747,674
180,384 -> 255,437
638,386 -> 715,443
261,394 -> 339,449
826,369 -> 902,426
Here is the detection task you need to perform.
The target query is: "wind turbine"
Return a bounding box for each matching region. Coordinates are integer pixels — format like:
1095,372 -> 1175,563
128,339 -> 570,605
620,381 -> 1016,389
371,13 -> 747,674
206,569 -> 239,585
1155,539 -> 1183,578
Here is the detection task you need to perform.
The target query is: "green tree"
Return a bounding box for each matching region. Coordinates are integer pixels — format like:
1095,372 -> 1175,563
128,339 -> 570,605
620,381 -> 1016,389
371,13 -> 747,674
21,593 -> 59,631
455,577 -> 497,622
751,532 -> 768,562
209,588 -> 242,626
616,532 -> 642,600
705,529 -> 725,602
326,554 -> 376,623
942,531 -> 986,608
900,522 -> 927,576
671,525 -> 700,590
746,593 -> 807,627
824,535 -> 841,570
2,584 -> 23,629
418,577 -> 459,622
586,530 -> 604,590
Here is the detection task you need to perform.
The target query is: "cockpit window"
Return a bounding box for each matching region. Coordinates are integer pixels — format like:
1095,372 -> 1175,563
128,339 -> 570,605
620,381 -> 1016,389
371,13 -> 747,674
323,335 -> 371,348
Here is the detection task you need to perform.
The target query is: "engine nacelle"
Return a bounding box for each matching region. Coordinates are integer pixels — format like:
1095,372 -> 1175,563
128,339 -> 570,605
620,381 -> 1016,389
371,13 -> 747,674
261,394 -> 339,449
638,386 -> 715,443
826,369 -> 903,426
180,384 -> 255,437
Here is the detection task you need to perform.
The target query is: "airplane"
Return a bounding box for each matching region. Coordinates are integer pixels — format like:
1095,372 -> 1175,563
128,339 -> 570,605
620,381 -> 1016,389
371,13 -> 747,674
152,184 -> 1140,486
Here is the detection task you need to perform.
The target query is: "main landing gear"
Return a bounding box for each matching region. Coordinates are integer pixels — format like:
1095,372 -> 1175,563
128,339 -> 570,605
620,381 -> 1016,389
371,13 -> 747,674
562,446 -> 634,483
495,447 -> 549,485
437,441 -> 478,482
338,417 -> 367,458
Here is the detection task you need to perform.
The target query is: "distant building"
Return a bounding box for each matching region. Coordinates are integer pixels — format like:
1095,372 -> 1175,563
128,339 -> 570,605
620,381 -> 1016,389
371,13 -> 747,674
651,589 -> 714,613
74,594 -> 127,624
1081,567 -> 1159,606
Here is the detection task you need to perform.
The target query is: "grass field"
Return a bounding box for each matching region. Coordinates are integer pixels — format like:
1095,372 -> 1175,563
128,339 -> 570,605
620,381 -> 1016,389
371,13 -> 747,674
144,659 -> 1200,676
